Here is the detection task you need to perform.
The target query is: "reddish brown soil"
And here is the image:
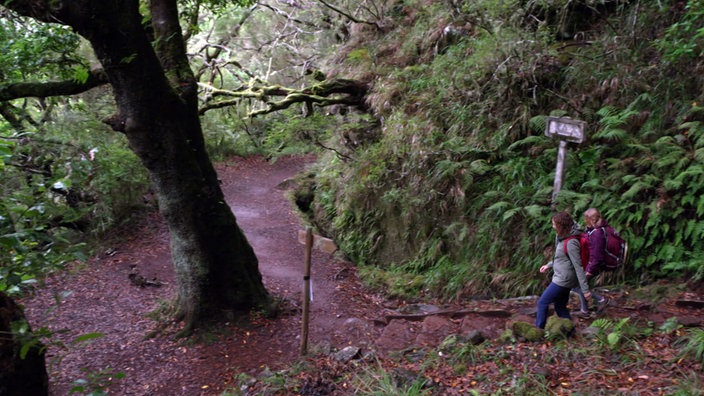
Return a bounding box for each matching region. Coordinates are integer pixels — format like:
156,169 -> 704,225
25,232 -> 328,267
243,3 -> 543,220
22,155 -> 382,395
20,155 -> 704,395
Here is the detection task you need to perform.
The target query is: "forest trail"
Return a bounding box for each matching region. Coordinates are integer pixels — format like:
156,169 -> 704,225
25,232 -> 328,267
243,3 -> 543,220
22,155 -> 382,395
20,155 -> 704,395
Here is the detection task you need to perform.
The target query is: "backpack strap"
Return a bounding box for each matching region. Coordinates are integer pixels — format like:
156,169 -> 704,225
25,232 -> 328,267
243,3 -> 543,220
562,235 -> 578,255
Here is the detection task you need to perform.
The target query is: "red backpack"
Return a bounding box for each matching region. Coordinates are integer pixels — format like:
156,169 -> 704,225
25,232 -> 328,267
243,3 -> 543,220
599,225 -> 627,271
563,233 -> 590,269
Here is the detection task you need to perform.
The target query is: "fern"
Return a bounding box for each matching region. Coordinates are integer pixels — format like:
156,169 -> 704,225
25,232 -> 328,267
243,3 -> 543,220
676,328 -> 704,366
528,115 -> 547,134
592,127 -> 629,142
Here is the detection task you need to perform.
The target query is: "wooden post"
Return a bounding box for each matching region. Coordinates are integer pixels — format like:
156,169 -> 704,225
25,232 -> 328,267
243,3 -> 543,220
299,227 -> 313,356
551,139 -> 568,209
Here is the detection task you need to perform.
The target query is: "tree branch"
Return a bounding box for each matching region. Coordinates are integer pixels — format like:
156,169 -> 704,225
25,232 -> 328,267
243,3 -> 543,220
151,0 -> 197,103
0,69 -> 108,101
197,78 -> 367,116
315,0 -> 381,28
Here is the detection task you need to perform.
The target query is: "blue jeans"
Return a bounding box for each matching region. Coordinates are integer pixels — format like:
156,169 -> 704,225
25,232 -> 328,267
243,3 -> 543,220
536,282 -> 571,329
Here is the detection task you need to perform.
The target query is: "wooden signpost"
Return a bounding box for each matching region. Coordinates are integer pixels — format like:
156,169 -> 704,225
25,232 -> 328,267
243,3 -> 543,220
544,116 -> 586,207
297,227 -> 337,356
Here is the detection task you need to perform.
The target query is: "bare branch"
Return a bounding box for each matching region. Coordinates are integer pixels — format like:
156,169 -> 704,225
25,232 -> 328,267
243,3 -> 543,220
315,0 -> 380,28
258,2 -> 319,29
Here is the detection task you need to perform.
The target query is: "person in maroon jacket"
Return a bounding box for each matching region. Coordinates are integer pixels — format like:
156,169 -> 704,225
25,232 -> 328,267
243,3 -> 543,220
576,208 -> 611,314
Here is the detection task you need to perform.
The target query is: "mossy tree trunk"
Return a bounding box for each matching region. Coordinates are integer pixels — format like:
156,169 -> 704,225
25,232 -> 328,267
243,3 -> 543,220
0,292 -> 48,396
5,0 -> 269,332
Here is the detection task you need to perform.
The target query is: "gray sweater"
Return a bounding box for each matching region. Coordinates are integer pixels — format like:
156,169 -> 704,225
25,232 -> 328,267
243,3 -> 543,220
546,226 -> 590,293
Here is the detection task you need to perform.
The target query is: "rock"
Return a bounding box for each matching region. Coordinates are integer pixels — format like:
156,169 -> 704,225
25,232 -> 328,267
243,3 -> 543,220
416,315 -> 455,347
333,346 -> 360,362
510,320 -> 545,342
460,314 -> 503,339
545,316 -> 575,339
375,320 -> 418,354
398,304 -> 441,314
465,329 -> 486,345
498,328 -> 517,344
342,317 -> 372,341
582,326 -> 600,338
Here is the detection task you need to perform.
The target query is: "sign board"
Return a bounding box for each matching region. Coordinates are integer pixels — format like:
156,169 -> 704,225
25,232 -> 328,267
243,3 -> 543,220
297,230 -> 337,253
545,116 -> 586,144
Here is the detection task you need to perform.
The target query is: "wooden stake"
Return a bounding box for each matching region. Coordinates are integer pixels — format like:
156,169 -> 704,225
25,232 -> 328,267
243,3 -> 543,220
299,227 -> 313,356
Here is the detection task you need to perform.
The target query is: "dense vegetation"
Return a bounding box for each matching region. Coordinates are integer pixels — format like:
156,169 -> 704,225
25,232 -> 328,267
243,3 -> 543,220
300,0 -> 704,300
2,0 -> 703,302
0,18 -> 151,295
2,0 -> 704,394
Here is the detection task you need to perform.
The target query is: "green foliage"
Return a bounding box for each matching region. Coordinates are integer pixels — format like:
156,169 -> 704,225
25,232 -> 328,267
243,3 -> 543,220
0,17 -> 85,82
306,0 -> 704,300
675,327 -> 704,366
0,135 -> 87,294
0,110 -> 149,294
589,317 -> 648,352
351,360 -> 431,395
655,0 -> 704,61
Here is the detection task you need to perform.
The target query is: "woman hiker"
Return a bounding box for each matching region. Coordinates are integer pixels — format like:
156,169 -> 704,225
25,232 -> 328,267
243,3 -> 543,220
536,211 -> 591,329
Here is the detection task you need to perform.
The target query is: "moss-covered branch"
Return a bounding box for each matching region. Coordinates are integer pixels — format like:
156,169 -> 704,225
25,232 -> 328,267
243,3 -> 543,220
198,78 -> 367,116
0,69 -> 108,101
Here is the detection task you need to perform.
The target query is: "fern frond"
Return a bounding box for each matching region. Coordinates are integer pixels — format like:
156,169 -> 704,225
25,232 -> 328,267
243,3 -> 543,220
684,220 -> 704,240
486,201 -> 513,212
503,207 -> 520,221
590,318 -> 613,329
528,115 -> 547,134
523,204 -> 547,220
507,135 -> 545,151
694,147 -> 704,162
593,128 -> 628,142
581,178 -> 604,190
677,328 -> 704,365
627,92 -> 655,110
674,164 -> 704,183
468,159 -> 491,176
622,180 -> 654,199
549,109 -> 570,117
679,121 -> 704,148
596,106 -> 621,118
664,178 -> 683,190
613,317 -> 631,332
652,147 -> 684,171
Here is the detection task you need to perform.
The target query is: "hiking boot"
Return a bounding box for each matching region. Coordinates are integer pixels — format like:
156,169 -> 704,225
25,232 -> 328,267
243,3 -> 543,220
596,296 -> 611,313
571,310 -> 590,318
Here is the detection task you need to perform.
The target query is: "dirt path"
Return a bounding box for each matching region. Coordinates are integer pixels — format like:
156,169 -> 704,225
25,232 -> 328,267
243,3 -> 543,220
20,155 -> 704,395
22,155 -> 381,395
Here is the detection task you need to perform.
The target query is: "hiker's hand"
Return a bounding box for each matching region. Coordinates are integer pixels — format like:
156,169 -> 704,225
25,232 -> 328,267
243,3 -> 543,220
584,291 -> 592,300
586,271 -> 592,277
539,265 -> 549,273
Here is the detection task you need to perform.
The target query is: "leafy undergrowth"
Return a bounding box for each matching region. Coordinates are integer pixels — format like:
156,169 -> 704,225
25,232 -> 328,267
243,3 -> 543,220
237,332 -> 703,395
231,286 -> 704,396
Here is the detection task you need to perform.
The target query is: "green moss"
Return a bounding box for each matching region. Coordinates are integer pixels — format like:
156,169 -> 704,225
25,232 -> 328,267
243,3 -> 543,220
545,316 -> 576,340
510,321 -> 545,342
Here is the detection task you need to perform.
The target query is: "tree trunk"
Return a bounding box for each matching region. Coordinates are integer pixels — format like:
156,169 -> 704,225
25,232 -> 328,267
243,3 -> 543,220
4,0 -> 270,331
0,292 -> 49,396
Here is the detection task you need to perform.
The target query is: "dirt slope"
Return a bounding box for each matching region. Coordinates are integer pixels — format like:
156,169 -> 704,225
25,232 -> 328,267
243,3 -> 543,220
22,155 -> 381,395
